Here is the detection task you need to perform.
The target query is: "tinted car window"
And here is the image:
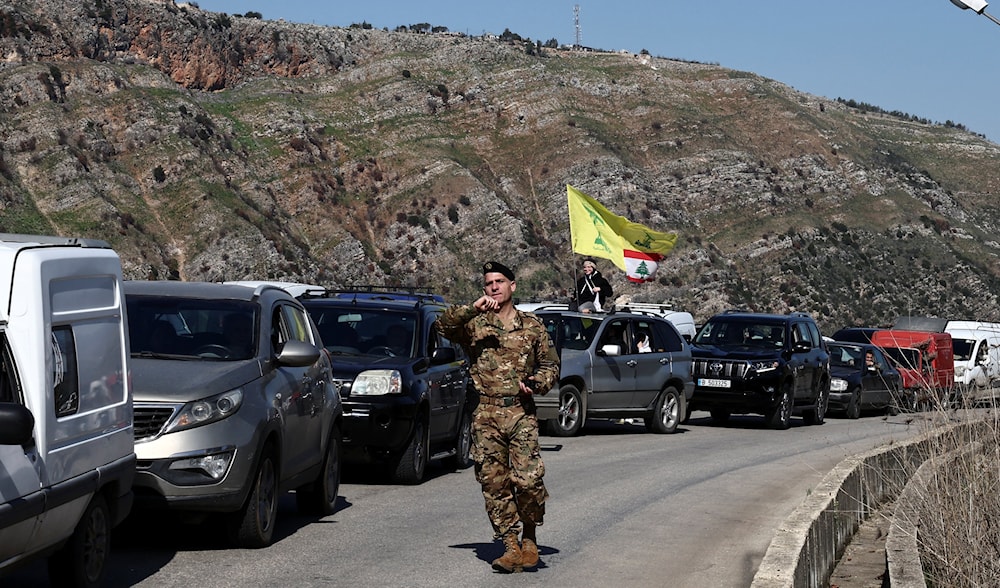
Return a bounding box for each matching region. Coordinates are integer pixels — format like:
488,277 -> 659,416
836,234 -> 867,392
127,296 -> 258,360
829,343 -> 863,367
279,304 -> 311,343
312,308 -> 419,357
651,320 -> 683,352
792,322 -> 812,347
695,318 -> 785,348
805,322 -> 822,347
0,333 -> 20,404
541,314 -> 601,351
51,326 -> 80,416
599,319 -> 630,353
883,346 -> 921,370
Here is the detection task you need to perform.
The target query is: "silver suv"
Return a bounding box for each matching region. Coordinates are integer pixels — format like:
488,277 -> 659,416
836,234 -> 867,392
125,281 -> 342,548
533,308 -> 694,436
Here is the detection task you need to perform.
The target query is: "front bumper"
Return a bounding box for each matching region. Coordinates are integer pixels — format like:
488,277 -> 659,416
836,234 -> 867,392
690,374 -> 783,415
340,395 -> 419,460
132,411 -> 261,513
827,391 -> 853,412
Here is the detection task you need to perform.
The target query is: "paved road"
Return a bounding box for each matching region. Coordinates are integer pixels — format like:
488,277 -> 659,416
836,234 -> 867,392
4,411 -> 926,588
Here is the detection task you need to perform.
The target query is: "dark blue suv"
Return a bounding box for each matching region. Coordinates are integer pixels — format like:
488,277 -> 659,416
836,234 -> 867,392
688,311 -> 830,429
297,287 -> 473,484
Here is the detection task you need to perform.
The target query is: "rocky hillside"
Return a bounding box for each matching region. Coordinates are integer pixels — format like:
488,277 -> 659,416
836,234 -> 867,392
2,0 -> 1000,332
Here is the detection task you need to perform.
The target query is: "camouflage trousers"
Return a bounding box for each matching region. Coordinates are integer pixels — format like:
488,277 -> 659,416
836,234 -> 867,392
472,403 -> 549,539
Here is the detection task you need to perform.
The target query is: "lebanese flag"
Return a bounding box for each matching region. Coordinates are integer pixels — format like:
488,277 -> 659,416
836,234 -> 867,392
624,250 -> 662,283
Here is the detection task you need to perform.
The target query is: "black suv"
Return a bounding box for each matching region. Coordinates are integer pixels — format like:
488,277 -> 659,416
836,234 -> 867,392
297,287 -> 474,484
688,311 -> 830,429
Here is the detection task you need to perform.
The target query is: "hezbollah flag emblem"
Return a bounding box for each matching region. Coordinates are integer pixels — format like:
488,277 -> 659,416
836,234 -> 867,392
567,185 -> 677,282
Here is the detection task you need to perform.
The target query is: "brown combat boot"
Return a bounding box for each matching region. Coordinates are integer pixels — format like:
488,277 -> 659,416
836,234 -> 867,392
492,532 -> 523,573
520,522 -> 539,569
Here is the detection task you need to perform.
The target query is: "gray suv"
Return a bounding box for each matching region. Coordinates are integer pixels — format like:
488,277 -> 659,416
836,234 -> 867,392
125,281 -> 342,548
533,308 -> 694,436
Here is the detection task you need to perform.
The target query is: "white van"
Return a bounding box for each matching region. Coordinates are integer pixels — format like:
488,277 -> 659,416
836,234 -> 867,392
944,321 -> 1000,389
0,234 -> 134,587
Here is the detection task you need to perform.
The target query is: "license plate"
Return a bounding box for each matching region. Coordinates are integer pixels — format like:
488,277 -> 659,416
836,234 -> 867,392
698,378 -> 731,388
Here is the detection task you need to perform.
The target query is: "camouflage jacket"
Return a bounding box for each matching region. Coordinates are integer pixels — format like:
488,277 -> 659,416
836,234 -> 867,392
436,304 -> 560,399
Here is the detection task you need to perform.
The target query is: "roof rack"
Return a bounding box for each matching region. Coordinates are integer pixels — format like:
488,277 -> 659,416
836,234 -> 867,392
301,285 -> 446,303
0,233 -> 111,248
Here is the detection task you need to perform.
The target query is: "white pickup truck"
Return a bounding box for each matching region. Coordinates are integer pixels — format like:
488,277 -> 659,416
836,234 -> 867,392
0,234 -> 134,587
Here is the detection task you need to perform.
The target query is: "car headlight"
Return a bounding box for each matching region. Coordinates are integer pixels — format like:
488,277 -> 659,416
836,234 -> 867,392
749,360 -> 779,373
164,389 -> 243,434
830,378 -> 848,392
352,370 -> 402,395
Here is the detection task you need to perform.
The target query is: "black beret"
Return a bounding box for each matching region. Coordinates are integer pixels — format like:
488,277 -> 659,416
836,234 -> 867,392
482,261 -> 515,281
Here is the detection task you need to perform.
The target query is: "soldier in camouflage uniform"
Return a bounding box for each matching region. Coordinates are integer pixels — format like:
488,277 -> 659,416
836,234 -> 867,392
436,261 -> 560,573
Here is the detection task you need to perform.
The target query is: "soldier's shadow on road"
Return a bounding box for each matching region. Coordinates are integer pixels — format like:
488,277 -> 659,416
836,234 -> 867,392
449,541 -> 559,572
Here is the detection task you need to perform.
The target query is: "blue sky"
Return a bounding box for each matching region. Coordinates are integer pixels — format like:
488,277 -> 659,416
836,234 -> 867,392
192,1 -> 1000,143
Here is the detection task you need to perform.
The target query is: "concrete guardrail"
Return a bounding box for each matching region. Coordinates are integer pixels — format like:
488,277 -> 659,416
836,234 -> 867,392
750,420 -> 983,588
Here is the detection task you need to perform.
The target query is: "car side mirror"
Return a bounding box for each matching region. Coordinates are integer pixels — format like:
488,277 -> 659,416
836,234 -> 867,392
276,339 -> 321,367
430,347 -> 457,365
597,344 -> 621,357
0,403 -> 35,446
791,341 -> 811,353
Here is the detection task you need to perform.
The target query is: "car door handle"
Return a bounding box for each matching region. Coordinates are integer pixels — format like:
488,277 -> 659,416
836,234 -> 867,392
626,360 -> 638,367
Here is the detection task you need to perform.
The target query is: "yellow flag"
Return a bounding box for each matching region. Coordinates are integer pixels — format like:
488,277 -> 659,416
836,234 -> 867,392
567,185 -> 677,281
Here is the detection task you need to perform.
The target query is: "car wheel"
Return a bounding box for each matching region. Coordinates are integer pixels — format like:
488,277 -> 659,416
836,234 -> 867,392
392,417 -> 428,484
844,387 -> 862,420
709,408 -> 730,423
802,384 -> 828,425
547,384 -> 583,437
445,409 -> 473,470
297,424 -> 342,516
48,494 -> 111,588
228,448 -> 279,548
645,386 -> 680,434
765,384 -> 793,430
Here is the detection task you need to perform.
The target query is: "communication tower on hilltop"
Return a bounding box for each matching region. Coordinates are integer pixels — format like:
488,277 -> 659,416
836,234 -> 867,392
573,4 -> 582,48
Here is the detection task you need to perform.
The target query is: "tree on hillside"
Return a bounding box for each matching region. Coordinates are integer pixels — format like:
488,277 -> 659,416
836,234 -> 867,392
500,28 -> 522,42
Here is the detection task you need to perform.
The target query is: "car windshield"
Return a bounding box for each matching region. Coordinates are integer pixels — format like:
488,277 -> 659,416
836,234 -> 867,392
694,318 -> 786,350
829,344 -> 863,368
126,296 -> 258,360
952,338 -> 975,361
308,307 -> 418,357
881,346 -> 921,371
539,314 -> 601,351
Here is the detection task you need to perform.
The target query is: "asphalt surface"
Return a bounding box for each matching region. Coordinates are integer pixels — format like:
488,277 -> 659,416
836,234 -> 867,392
3,411 -> 925,588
